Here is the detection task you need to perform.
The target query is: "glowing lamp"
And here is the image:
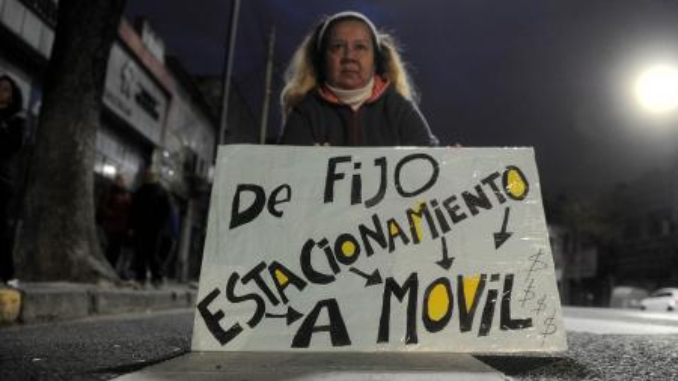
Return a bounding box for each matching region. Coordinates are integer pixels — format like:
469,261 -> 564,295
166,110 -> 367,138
635,64 -> 678,114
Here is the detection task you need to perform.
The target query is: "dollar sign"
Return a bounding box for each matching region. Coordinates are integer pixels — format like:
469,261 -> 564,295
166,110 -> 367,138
540,310 -> 557,345
525,249 -> 548,281
532,295 -> 547,315
518,278 -> 536,307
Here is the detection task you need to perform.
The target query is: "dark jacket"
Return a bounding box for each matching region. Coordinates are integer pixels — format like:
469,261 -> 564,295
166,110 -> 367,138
97,184 -> 132,237
130,182 -> 171,234
279,80 -> 439,147
0,110 -> 25,195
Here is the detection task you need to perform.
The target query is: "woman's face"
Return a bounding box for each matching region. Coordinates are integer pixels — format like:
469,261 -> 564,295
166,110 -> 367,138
0,80 -> 13,109
324,20 -> 375,90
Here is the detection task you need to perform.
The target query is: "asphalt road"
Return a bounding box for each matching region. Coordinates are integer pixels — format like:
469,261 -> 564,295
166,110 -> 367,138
1,307 -> 678,380
479,332 -> 678,380
481,307 -> 678,380
0,309 -> 193,381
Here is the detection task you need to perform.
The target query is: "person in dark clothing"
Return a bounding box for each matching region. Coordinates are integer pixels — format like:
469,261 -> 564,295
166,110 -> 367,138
96,174 -> 132,275
129,169 -> 171,288
159,201 -> 179,279
0,74 -> 25,287
279,11 -> 439,146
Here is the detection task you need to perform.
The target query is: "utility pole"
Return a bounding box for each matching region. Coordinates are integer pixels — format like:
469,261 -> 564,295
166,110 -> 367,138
259,26 -> 276,144
218,0 -> 241,146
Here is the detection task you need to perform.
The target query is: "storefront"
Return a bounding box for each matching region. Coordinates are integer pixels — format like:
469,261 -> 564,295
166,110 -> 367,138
98,40 -> 170,187
2,2 -> 218,282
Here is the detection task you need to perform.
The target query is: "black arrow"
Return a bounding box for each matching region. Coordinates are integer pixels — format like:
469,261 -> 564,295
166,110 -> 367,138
436,236 -> 455,270
265,306 -> 304,325
349,267 -> 382,287
493,207 -> 513,249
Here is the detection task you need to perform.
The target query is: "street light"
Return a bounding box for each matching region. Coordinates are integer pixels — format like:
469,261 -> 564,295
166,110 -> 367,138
634,63 -> 678,114
633,63 -> 678,284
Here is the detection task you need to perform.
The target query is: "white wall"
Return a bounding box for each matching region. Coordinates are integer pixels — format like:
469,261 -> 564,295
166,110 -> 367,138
0,0 -> 55,57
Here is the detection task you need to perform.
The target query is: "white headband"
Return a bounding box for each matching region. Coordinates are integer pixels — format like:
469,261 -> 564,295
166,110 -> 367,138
316,11 -> 381,52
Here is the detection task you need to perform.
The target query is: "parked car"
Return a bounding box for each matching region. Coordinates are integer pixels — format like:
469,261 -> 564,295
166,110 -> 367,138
640,288 -> 678,312
609,286 -> 648,309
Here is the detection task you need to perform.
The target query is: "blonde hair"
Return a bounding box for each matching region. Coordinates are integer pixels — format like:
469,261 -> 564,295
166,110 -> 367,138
280,17 -> 419,118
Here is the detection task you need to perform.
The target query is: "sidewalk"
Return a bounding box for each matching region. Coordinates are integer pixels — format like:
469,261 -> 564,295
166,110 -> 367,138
0,281 -> 198,325
113,352 -> 507,381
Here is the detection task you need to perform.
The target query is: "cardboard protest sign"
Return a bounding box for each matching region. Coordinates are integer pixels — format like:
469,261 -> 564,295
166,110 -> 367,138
191,145 -> 567,353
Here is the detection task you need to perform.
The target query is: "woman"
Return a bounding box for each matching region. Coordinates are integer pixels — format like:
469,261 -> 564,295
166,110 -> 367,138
279,11 -> 439,147
0,74 -> 25,287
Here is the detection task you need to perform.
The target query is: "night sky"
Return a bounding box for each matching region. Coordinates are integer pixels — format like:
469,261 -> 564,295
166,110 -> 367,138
125,0 -> 678,200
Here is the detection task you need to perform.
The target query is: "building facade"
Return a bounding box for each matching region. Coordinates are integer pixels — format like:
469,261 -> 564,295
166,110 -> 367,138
1,0 -> 220,281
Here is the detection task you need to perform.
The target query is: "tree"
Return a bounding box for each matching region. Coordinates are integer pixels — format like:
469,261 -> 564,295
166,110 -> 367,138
15,0 -> 127,282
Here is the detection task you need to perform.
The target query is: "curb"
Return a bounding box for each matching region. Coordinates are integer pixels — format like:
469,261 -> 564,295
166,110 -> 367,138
112,352 -> 507,381
2,282 -> 197,325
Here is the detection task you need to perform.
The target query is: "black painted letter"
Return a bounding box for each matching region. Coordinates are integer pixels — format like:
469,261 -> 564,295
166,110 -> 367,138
292,299 -> 351,348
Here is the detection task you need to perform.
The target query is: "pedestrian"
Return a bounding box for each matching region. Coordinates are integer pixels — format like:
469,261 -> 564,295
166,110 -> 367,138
96,174 -> 132,277
159,200 -> 180,279
278,10 -> 439,147
129,168 -> 171,288
0,74 -> 25,288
